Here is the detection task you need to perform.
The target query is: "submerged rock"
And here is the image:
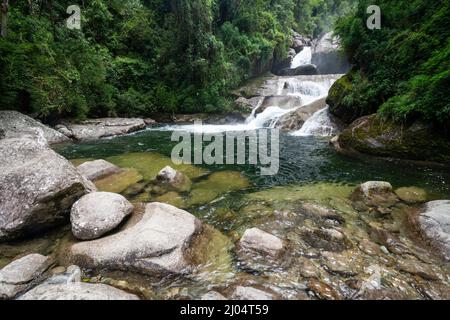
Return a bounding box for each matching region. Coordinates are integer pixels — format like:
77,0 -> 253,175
106,152 -> 208,181
94,168 -> 143,194
351,181 -> 398,210
155,166 -> 192,193
68,203 -> 202,275
321,251 -> 361,277
0,138 -> 95,240
77,159 -> 121,181
63,118 -> 146,141
18,282 -> 139,300
201,291 -> 227,300
71,192 -> 134,240
0,110 -> 69,144
395,187 -> 428,204
301,227 -> 351,252
239,228 -> 286,258
0,254 -> 52,299
307,279 -> 342,300
232,286 -> 274,300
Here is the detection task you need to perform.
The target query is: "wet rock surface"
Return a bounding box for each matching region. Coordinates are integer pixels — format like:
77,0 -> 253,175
0,138 -> 95,240
60,118 -> 146,141
19,282 -> 139,300
0,111 -> 69,144
232,286 -> 274,300
0,254 -> 52,299
68,203 -> 202,275
77,159 -> 121,181
239,228 -> 286,258
416,201 -> 450,260
71,192 -> 134,240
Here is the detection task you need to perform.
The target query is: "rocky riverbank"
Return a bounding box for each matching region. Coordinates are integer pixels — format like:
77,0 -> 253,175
326,76 -> 450,165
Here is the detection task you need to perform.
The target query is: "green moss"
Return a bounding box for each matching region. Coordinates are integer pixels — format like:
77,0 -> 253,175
95,169 -> 143,193
106,152 -> 209,181
339,114 -> 450,164
189,171 -> 251,206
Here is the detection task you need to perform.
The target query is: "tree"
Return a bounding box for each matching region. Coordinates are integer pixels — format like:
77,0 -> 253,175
1,0 -> 8,37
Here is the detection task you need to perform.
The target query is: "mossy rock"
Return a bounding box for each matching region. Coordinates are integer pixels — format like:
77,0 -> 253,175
337,114 -> 450,164
106,152 -> 209,181
94,168 -> 143,193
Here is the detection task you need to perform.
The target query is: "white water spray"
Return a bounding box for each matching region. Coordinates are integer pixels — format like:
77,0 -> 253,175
291,47 -> 312,68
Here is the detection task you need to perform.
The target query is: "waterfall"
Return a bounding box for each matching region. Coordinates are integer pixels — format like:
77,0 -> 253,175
291,107 -> 339,137
291,47 -> 312,68
149,74 -> 343,134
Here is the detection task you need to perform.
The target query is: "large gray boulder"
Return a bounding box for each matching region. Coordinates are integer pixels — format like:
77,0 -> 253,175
0,138 -> 96,241
0,110 -> 69,144
417,201 -> 450,261
18,282 -> 139,300
0,254 -> 52,299
68,203 -> 202,275
76,159 -> 121,181
311,32 -> 351,74
71,192 -> 134,240
62,118 -> 146,141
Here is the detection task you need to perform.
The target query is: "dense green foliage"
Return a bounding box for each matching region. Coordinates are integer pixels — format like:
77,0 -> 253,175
334,0 -> 450,130
0,0 -> 355,120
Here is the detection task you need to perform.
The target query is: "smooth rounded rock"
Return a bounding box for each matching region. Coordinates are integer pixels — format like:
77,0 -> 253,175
240,228 -> 286,257
71,192 -> 134,240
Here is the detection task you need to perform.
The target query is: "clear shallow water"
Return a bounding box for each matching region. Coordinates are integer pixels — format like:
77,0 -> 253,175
51,128 -> 450,300
56,129 -> 450,199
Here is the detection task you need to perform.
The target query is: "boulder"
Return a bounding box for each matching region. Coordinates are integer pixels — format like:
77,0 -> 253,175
351,181 -> 398,209
416,201 -> 450,261
0,110 -> 69,144
0,254 -> 52,299
278,64 -> 318,76
155,166 -> 192,193
239,228 -> 286,257
232,286 -> 274,300
0,138 -> 95,240
64,118 -> 146,141
68,203 -> 202,275
276,98 -> 328,132
71,192 -> 134,240
333,114 -> 450,165
77,159 -> 121,181
311,32 -> 351,74
18,282 -> 139,300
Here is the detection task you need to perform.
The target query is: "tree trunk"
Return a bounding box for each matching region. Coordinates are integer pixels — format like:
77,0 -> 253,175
1,0 -> 8,37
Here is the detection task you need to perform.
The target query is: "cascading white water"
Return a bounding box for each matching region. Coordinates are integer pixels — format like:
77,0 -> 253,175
291,107 -> 339,137
244,74 -> 342,129
291,47 -> 312,68
149,73 -> 343,134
